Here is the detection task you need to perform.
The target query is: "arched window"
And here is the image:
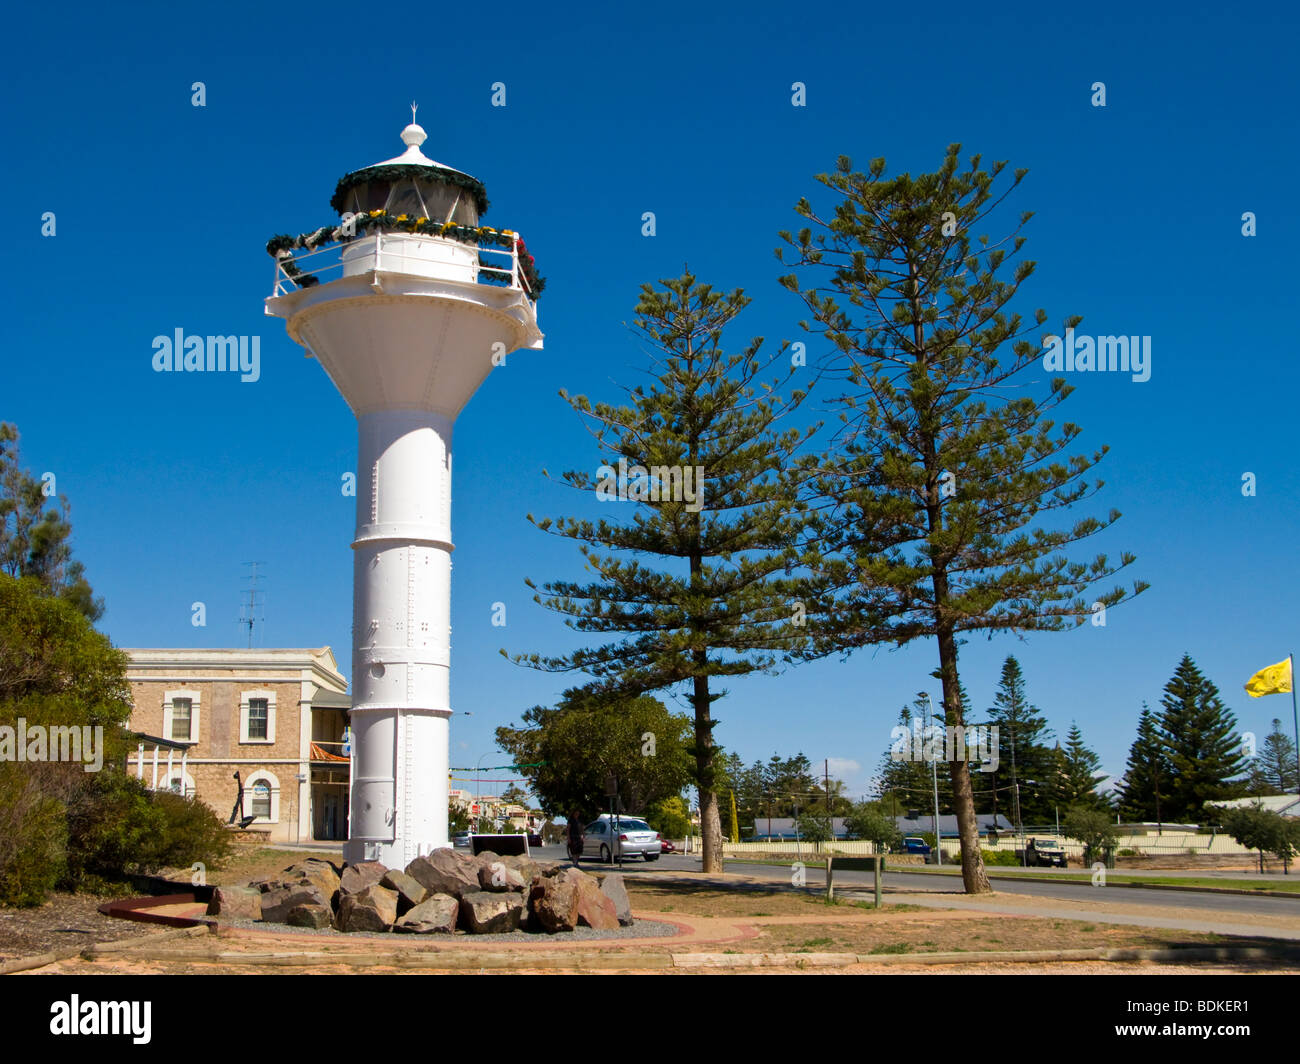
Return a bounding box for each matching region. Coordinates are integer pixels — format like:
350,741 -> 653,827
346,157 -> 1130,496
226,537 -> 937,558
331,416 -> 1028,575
243,770 -> 281,823
251,781 -> 272,819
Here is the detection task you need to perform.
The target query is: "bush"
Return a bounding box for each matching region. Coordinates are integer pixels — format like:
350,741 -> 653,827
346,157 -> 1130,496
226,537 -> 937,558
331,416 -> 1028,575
645,795 -> 693,839
149,790 -> 232,871
981,848 -> 1020,866
60,770 -> 232,890
0,765 -> 68,906
844,801 -> 903,851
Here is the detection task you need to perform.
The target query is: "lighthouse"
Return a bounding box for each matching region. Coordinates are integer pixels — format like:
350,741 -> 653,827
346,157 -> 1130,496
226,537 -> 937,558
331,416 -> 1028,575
265,113 -> 543,868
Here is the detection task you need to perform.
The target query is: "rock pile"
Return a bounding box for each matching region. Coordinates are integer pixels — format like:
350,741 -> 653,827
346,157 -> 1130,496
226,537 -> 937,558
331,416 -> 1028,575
207,851 -> 633,936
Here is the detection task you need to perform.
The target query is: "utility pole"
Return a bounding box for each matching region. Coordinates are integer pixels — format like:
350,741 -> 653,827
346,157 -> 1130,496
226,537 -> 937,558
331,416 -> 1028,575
925,693 -> 942,867
825,758 -> 831,839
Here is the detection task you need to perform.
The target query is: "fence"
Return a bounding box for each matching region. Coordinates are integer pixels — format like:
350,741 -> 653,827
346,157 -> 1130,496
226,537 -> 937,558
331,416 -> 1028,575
723,832 -> 1258,860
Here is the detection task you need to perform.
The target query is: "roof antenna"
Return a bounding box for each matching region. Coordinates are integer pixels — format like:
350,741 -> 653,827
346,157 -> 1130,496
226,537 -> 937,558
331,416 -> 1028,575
411,101 -> 418,123
239,562 -> 266,649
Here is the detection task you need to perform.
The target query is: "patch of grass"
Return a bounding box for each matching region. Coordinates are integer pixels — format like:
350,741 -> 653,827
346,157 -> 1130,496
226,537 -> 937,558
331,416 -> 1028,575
869,942 -> 914,955
800,937 -> 834,948
883,903 -> 925,912
1080,924 -> 1096,932
752,912 -> 771,917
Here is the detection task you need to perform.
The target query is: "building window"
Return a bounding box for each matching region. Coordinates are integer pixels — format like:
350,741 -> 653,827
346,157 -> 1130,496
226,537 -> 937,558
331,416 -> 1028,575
170,698 -> 192,741
162,690 -> 201,745
248,698 -> 268,740
244,770 -> 280,823
239,690 -> 276,744
251,781 -> 272,819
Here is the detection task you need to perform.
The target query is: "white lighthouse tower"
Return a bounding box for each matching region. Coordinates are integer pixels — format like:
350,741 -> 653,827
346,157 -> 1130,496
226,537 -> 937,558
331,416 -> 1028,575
265,113 -> 543,868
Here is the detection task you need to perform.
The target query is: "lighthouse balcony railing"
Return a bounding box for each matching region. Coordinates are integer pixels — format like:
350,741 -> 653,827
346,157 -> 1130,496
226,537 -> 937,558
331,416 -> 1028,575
271,230 -> 531,300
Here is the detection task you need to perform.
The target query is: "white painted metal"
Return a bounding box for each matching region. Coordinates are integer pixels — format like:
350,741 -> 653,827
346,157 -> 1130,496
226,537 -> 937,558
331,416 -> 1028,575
265,121 -> 542,869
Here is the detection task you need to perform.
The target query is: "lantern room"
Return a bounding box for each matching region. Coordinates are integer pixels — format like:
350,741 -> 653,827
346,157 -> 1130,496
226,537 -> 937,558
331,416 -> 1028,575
329,118 -> 488,229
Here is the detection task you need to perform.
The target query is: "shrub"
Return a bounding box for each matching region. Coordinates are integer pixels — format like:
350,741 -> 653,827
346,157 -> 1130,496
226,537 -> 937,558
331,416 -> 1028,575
0,765 -> 68,906
981,848 -> 1020,866
61,770 -> 231,889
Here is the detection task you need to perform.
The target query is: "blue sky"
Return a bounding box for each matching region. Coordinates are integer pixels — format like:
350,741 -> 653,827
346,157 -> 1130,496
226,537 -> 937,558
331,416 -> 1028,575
5,1 -> 1298,799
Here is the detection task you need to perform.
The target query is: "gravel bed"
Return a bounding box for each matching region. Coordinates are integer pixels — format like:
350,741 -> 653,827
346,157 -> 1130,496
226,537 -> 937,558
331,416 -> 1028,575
216,915 -> 680,943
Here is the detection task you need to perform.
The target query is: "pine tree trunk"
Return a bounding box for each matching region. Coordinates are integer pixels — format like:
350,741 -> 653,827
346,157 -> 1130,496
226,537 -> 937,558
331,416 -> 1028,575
936,624 -> 992,894
694,670 -> 723,872
908,260 -> 989,896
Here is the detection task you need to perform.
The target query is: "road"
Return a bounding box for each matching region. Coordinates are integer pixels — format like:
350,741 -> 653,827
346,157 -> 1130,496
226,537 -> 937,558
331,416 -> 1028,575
561,849 -> 1300,940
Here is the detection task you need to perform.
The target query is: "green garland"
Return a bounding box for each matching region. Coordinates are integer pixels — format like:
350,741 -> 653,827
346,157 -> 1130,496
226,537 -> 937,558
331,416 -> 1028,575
266,212 -> 544,297
329,163 -> 490,217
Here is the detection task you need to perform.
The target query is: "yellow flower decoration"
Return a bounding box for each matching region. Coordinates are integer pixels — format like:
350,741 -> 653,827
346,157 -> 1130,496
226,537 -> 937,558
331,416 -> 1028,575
369,210 -> 383,217
416,217 -> 429,225
396,214 -> 409,222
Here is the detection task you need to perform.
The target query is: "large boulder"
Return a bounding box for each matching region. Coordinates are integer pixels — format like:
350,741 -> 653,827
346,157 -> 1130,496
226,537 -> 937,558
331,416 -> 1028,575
406,849 -> 480,899
499,854 -> 544,884
563,868 -> 619,931
283,859 -> 341,903
394,893 -> 459,934
459,890 -> 525,934
206,885 -> 262,921
286,903 -> 333,929
261,884 -> 329,924
339,861 -> 388,895
527,874 -> 579,933
335,883 -> 399,933
598,872 -> 634,927
478,860 -> 527,893
380,869 -> 428,914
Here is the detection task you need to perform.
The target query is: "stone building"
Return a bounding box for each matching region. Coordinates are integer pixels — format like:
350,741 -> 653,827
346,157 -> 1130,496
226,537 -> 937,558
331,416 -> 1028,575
123,648 -> 350,844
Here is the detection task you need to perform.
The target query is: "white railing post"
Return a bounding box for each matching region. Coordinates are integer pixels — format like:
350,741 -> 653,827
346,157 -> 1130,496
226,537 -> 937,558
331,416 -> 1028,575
512,234 -> 519,290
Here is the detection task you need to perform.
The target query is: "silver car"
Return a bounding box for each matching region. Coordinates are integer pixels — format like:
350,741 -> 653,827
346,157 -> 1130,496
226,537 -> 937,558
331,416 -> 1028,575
583,817 -> 661,862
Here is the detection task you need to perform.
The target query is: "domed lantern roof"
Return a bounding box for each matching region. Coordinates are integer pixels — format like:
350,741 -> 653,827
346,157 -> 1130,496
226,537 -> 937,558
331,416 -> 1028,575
329,106 -> 489,227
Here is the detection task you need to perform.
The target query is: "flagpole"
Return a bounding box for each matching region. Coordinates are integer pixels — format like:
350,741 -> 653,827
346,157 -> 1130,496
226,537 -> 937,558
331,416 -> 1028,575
1292,654 -> 1300,796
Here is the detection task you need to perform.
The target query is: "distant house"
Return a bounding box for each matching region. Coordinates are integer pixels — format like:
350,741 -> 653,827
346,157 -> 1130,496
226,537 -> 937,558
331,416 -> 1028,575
892,812 -> 1014,840
748,817 -> 850,841
1210,795 -> 1300,818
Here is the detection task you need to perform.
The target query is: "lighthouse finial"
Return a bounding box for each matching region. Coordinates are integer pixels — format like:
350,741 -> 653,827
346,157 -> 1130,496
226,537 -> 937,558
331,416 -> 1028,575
411,101 -> 418,123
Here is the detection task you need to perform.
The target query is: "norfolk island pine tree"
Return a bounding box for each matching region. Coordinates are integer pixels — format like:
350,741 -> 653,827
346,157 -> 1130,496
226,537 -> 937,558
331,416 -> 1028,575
505,275 -> 824,873
777,146 -> 1148,893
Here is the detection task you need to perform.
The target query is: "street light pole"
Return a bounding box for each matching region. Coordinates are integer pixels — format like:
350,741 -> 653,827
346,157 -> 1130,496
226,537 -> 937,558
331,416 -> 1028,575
924,693 -> 942,867
474,752 -> 492,829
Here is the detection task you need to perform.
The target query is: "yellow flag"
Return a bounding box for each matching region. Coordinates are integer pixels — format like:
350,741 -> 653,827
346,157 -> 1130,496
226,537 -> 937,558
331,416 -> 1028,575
1245,658 -> 1292,697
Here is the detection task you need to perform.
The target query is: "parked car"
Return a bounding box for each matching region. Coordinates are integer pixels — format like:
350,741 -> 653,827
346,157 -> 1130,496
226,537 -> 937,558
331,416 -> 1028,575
902,836 -> 932,855
1016,837 -> 1068,867
583,816 -> 661,862
452,831 -> 472,848
660,839 -> 678,854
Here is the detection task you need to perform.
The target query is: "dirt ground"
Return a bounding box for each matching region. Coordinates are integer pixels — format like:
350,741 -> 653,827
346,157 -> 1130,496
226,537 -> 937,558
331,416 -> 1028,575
0,892 -> 173,963
7,855 -> 1297,975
